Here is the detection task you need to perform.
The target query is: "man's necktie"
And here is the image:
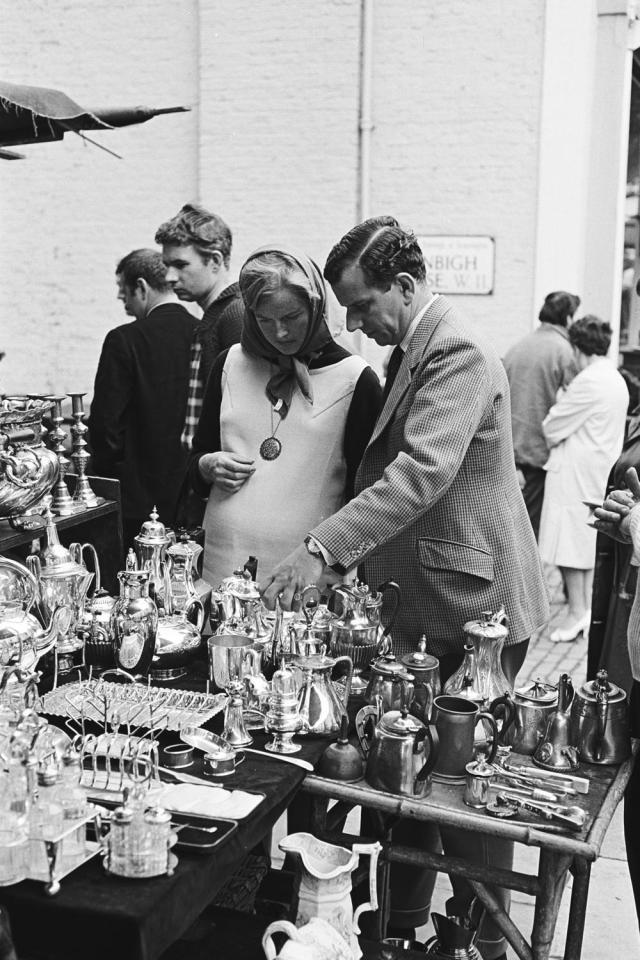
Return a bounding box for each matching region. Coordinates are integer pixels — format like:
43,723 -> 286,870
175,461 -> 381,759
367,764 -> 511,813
382,345 -> 404,402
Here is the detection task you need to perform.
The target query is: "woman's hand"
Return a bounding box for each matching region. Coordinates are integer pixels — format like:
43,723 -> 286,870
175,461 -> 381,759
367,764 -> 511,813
198,452 -> 255,493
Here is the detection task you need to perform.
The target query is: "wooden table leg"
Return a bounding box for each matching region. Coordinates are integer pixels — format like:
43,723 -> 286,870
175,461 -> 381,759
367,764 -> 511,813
563,858 -> 591,960
531,849 -> 572,960
466,879 -> 533,960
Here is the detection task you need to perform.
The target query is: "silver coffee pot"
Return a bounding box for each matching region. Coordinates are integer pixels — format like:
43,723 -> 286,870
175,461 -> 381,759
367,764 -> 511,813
330,579 -> 400,694
110,568 -> 158,676
210,568 -> 270,639
133,507 -> 173,604
294,650 -> 353,737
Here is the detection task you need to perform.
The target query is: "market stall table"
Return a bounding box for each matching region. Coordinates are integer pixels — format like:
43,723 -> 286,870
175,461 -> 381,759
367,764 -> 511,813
301,747 -> 637,960
0,731 -> 327,960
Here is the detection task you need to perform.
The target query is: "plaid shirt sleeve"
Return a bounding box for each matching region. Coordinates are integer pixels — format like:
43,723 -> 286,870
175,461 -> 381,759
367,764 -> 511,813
180,339 -> 204,451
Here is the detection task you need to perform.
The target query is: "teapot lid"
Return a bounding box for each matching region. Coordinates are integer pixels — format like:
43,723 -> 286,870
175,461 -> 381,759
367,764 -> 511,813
371,655 -> 414,681
166,532 -> 201,560
400,638 -> 439,671
135,507 -> 170,545
515,678 -> 558,704
463,608 -> 508,641
578,669 -> 626,703
293,652 -> 335,670
378,709 -> 424,737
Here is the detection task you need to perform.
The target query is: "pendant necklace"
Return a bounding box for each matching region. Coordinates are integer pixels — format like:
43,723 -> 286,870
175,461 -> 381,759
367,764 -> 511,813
260,398 -> 284,461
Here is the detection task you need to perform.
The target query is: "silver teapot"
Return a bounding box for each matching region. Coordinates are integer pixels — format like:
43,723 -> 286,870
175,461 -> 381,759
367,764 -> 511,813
0,557 -> 69,673
26,508 -> 94,655
356,706 -> 439,798
211,567 -> 270,639
152,598 -> 205,681
0,397 -> 59,529
496,678 -> 558,756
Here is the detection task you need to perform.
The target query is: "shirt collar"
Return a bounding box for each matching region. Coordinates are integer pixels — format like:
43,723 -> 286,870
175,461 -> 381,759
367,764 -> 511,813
398,294 -> 437,352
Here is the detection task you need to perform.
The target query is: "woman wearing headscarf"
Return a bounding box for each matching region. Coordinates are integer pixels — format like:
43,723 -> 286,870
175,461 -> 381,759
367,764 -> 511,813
189,247 -> 382,588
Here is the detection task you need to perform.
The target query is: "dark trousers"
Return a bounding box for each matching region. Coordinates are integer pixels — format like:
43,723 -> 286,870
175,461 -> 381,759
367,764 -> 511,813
516,464 -> 546,541
384,641 -> 529,958
624,681 -> 640,927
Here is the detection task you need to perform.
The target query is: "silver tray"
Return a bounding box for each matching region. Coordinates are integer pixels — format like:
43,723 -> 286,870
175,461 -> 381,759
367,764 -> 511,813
39,680 -> 226,732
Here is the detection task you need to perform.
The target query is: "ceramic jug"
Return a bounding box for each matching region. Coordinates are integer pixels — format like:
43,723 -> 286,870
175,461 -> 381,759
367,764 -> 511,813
262,918 -> 353,960
278,833 -> 381,959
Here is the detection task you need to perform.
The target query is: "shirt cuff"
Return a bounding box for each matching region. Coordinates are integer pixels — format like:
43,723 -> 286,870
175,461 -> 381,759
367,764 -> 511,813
628,505 -> 640,566
306,535 -> 337,567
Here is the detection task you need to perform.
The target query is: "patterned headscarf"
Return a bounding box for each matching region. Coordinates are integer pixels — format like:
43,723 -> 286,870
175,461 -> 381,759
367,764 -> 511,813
239,246 -> 334,416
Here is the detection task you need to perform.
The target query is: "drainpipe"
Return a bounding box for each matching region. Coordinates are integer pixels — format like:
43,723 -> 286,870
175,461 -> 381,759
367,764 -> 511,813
358,0 -> 374,221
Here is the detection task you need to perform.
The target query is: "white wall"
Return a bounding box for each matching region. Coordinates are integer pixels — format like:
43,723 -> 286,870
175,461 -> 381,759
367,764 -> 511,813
0,0 -> 614,399
0,0 -> 198,395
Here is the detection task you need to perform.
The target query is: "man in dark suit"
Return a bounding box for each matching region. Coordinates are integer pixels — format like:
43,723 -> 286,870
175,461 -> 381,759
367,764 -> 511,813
262,217 -> 549,958
88,248 -> 197,548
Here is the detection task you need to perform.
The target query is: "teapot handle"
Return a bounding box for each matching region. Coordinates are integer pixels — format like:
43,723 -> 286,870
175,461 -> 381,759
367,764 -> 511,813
355,705 -> 377,758
409,680 -> 433,724
414,723 -> 440,787
375,580 -> 401,640
262,920 -> 299,960
1,557 -> 39,612
475,711 -> 499,764
488,693 -> 516,745
331,655 -> 353,707
185,597 -> 205,632
352,840 -> 382,933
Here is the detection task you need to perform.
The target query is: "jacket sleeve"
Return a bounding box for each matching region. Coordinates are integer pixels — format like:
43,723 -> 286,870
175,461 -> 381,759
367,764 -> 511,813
312,336 -> 493,569
217,297 -> 245,352
87,328 -> 133,477
343,366 -> 382,500
542,373 -> 595,447
187,350 -> 226,498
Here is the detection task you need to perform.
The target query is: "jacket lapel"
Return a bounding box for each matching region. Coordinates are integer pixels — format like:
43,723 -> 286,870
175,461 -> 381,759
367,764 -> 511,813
367,295 -> 452,447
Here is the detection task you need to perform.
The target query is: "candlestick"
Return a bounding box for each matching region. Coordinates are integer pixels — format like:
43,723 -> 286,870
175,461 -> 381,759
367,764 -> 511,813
68,392 -> 101,508
46,395 -> 77,516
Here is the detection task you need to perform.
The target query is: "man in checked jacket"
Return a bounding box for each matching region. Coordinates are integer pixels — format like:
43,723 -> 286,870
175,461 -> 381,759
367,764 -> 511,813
262,216 -> 549,959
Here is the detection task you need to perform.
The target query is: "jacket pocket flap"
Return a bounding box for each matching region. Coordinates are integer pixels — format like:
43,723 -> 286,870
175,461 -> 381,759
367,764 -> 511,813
417,538 -> 494,582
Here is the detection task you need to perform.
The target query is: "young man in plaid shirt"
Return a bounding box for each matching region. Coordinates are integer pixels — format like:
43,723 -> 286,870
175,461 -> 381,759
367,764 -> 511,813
155,204 -> 245,453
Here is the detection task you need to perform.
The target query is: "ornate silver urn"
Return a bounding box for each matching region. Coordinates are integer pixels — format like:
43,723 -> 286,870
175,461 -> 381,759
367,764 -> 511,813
0,397 -> 59,529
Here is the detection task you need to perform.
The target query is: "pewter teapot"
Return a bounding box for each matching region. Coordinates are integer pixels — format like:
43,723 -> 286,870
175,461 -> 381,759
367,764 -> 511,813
365,654 -> 430,722
495,678 -> 558,756
356,705 -> 439,798
570,669 -> 631,765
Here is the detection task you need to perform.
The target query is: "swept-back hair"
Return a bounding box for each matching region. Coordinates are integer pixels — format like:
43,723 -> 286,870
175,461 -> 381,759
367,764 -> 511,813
324,215 -> 426,289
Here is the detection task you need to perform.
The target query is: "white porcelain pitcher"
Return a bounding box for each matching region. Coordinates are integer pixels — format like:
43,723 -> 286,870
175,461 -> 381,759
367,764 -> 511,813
278,833 -> 381,959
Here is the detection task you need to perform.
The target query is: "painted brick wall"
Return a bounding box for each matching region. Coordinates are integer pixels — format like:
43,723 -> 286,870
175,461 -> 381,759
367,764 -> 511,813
0,0 -> 546,396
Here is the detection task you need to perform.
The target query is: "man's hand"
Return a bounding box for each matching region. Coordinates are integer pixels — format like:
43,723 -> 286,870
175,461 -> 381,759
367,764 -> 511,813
259,543 -> 325,610
198,452 -> 255,493
592,467 -> 640,540
516,468 -> 526,491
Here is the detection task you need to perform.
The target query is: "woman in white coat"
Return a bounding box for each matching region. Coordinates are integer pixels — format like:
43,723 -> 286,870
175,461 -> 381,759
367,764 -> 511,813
539,315 -> 629,642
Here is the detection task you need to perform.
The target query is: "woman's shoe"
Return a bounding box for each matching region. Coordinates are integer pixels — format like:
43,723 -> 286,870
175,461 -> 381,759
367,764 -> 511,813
549,615 -> 587,644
